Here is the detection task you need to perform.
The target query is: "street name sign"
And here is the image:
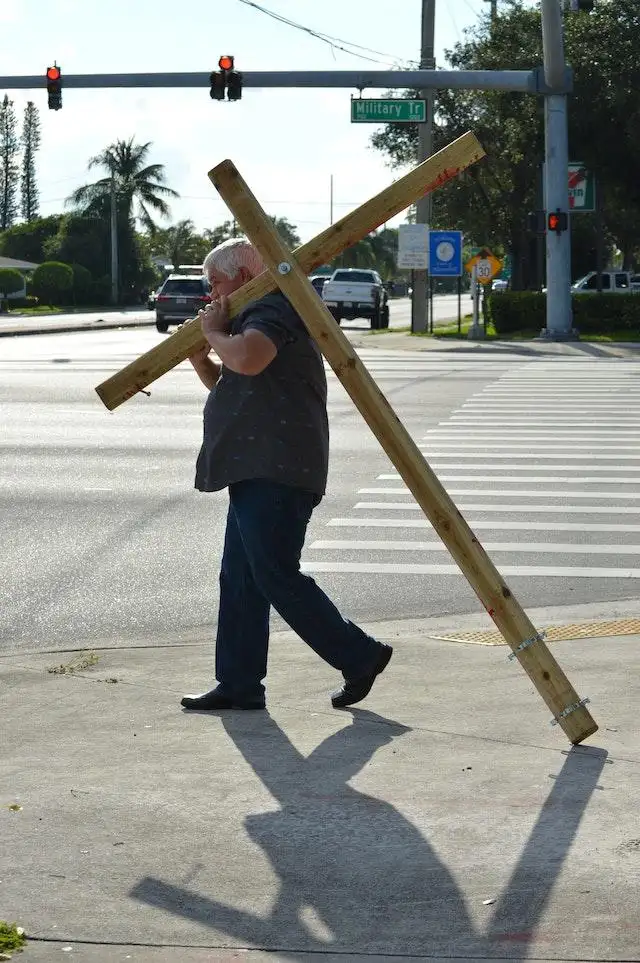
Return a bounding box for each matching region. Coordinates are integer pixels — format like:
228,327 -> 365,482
351,98 -> 426,123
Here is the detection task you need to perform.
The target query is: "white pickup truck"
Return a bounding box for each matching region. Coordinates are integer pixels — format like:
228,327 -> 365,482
322,268 -> 389,328
571,270 -> 640,293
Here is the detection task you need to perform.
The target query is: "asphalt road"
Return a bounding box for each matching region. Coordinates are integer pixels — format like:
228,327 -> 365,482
3,326 -> 640,655
0,294 -> 463,336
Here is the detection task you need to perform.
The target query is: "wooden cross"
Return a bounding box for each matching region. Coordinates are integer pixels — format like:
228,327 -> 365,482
95,133 -> 598,745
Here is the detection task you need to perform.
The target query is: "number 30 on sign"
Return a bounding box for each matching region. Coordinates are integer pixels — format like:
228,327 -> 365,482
465,250 -> 502,285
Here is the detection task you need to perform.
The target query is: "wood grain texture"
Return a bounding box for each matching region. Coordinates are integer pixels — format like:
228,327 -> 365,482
210,159 -> 598,747
95,131 -> 485,411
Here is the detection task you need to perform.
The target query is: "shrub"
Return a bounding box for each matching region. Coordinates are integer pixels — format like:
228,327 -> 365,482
71,263 -> 94,305
0,267 -> 25,311
488,291 -> 640,336
30,261 -> 74,306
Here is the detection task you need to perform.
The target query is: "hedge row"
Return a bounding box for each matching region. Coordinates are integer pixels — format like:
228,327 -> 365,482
488,292 -> 640,335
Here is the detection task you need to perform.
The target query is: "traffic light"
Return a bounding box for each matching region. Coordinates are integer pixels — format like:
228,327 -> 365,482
526,210 -> 546,234
46,65 -> 62,111
209,56 -> 242,102
547,209 -> 568,234
209,69 -> 226,100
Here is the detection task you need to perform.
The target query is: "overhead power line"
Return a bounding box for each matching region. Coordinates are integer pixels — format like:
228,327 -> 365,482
235,0 -> 417,67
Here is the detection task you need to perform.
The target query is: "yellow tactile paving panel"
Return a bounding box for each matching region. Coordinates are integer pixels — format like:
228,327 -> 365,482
431,617 -> 640,646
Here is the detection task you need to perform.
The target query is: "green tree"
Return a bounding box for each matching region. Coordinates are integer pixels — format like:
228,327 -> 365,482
370,0 -> 640,285
0,94 -> 20,230
67,139 -> 175,301
44,214 -> 110,278
30,261 -> 73,306
145,219 -> 210,267
20,101 -> 41,222
0,267 -> 24,311
0,214 -> 62,263
66,137 -> 178,230
270,216 -> 301,249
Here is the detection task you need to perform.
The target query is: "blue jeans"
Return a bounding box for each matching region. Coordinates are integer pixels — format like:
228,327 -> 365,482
215,478 -> 382,700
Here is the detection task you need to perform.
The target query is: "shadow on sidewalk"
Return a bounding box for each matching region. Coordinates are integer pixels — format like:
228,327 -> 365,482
130,711 -> 608,957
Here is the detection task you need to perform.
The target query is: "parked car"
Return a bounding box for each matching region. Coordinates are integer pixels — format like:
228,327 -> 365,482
322,268 -> 389,328
491,278 -> 509,292
154,274 -> 211,333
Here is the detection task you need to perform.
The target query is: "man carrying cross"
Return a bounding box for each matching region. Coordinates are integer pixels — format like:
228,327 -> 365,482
180,237 -> 392,712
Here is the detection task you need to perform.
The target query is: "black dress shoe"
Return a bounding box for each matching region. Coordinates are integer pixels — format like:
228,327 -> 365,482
331,644 -> 393,709
180,686 -> 266,711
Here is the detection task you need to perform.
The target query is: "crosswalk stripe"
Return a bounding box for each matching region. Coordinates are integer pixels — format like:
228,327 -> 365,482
358,488 -> 640,499
301,561 -> 640,578
310,539 -> 640,555
390,463 -> 640,471
327,517 -> 640,532
419,443 -> 640,451
354,501 -> 640,514
425,431 -> 640,438
413,453 -> 640,460
377,473 -> 640,484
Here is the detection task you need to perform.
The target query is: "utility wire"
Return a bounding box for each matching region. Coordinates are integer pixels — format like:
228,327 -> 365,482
235,0 -> 418,67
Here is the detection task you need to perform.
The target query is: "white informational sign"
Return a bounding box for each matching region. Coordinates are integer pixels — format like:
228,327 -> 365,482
397,224 -> 429,270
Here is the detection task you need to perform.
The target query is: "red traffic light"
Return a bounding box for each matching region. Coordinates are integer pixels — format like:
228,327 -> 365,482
547,210 -> 568,233
46,66 -> 61,81
218,55 -> 234,71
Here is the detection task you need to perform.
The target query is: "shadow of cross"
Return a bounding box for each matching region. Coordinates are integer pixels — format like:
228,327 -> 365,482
130,713 -> 608,957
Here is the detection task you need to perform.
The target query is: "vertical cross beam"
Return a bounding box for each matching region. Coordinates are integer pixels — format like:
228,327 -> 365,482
209,160 -> 598,746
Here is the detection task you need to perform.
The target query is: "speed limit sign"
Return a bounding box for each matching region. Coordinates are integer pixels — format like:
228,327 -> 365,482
465,249 -> 503,285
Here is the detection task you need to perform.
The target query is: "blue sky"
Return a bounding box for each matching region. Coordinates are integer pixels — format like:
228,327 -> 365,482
2,0 -> 493,242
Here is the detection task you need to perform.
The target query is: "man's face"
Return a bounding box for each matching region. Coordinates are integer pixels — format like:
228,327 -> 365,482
207,267 -> 249,300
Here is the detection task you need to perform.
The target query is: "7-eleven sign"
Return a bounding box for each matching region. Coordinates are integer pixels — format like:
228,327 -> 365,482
568,163 -> 596,213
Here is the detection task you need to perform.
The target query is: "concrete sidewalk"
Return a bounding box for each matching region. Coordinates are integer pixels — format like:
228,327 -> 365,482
3,305 -> 640,359
2,598 -> 639,962
0,308 -> 155,338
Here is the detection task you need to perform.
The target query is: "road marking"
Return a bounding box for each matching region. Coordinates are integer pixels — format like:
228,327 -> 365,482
448,420 -> 640,426
387,463 -> 640,471
327,517 -> 640,532
413,453 -> 640,460
424,431 -> 640,438
419,443 -> 640,451
358,488 -> 640,499
301,561 -> 640,578
377,473 -> 640,484
310,539 -> 640,555
354,501 -> 640,514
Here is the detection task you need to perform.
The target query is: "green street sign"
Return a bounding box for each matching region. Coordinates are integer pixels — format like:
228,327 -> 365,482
350,99 -> 426,124
568,163 -> 596,213
497,253 -> 512,280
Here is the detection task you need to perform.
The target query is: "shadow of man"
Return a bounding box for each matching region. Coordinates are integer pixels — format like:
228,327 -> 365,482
131,714 -> 607,959
132,708 -> 481,956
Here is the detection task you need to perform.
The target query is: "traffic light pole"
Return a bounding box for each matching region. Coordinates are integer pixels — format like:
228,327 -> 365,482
411,0 -> 436,335
539,0 -> 575,339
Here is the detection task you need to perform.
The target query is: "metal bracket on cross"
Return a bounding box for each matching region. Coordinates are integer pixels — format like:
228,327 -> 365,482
206,157 -> 598,747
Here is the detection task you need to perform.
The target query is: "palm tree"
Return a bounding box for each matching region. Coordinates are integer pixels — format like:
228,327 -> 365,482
66,137 -> 178,230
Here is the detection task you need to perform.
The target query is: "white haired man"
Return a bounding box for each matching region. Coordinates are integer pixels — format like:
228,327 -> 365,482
181,237 -> 392,711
